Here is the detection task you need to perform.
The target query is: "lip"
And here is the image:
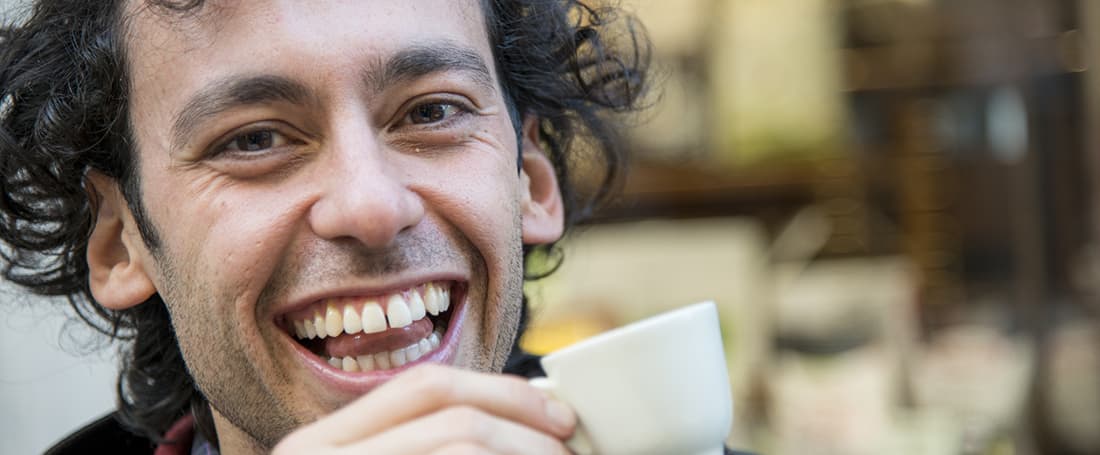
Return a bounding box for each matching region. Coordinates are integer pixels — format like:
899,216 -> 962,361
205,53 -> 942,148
281,282 -> 470,394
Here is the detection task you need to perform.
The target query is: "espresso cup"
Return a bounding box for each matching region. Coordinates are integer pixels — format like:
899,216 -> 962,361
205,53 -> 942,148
529,301 -> 732,455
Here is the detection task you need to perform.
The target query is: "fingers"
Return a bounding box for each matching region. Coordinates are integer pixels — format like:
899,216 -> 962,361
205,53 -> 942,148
313,364 -> 575,444
280,364 -> 576,451
427,443 -> 490,455
338,406 -> 572,455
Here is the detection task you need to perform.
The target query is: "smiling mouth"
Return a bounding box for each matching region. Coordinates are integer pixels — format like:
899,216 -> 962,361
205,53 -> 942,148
278,281 -> 461,373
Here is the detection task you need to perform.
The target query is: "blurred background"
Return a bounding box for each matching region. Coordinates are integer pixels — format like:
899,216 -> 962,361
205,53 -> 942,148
519,0 -> 1100,454
2,0 -> 1100,454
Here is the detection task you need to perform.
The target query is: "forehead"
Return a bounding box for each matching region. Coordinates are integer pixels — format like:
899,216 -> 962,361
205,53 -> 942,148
125,0 -> 489,58
123,0 -> 492,132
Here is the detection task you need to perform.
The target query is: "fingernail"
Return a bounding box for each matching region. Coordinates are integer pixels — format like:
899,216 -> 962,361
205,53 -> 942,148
545,399 -> 575,431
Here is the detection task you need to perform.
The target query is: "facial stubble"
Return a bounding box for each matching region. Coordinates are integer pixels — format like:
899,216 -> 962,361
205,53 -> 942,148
149,221 -> 527,450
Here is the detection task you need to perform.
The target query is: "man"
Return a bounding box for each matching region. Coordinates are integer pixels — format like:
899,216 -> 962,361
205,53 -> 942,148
0,1 -> 741,453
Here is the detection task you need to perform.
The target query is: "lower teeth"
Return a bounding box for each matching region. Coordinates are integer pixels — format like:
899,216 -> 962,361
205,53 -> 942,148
327,330 -> 443,372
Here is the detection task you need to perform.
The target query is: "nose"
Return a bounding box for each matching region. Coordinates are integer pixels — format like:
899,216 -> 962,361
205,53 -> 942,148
308,127 -> 425,248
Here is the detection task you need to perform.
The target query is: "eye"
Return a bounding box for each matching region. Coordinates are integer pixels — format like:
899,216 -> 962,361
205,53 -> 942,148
198,123 -> 311,178
223,129 -> 287,153
404,101 -> 466,126
209,126 -> 301,160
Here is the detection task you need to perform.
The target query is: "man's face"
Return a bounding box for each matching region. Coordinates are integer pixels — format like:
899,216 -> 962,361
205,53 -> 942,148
113,0 -> 559,447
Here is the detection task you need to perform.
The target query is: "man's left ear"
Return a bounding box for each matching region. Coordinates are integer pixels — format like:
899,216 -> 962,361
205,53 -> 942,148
519,117 -> 564,245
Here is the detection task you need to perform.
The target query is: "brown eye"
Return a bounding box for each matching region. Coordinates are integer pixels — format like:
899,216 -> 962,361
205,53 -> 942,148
217,129 -> 292,156
234,130 -> 275,151
408,103 -> 457,125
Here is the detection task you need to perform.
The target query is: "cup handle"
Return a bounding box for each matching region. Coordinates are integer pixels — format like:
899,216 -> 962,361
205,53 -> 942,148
528,377 -> 595,455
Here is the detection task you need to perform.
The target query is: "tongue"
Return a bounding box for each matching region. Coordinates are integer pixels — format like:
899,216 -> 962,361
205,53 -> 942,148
322,317 -> 434,358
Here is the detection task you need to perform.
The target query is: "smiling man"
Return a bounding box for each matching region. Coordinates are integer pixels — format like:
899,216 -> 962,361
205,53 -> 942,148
0,0 -> 650,453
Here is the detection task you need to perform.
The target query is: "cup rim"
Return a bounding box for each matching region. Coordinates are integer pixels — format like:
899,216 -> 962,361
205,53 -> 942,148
543,300 -> 717,362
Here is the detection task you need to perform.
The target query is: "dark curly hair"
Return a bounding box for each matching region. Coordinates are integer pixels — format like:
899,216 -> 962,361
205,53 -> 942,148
0,0 -> 649,446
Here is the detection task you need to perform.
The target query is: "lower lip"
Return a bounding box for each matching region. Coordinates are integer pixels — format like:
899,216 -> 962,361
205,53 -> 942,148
286,288 -> 469,394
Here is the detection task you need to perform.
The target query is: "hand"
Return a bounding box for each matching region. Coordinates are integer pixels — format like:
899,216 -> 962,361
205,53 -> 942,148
272,364 -> 577,454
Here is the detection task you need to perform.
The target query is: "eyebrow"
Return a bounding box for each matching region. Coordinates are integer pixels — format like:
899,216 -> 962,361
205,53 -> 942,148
169,42 -> 496,150
365,42 -> 496,96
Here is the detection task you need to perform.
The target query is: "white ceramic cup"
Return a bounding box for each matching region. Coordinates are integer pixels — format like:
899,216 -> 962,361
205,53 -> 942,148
529,301 -> 732,455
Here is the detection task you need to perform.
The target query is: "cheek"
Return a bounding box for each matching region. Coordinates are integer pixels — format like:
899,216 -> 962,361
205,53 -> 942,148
420,151 -> 523,250
144,171 -> 310,296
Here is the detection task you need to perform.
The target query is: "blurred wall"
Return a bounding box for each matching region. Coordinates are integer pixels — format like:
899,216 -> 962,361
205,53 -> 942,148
0,282 -> 119,454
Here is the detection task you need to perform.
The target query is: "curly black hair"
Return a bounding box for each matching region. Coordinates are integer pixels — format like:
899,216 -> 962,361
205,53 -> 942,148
0,0 -> 650,446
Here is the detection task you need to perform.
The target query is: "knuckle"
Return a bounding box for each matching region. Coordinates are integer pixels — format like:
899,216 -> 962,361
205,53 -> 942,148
501,375 -> 550,417
403,364 -> 457,402
499,373 -> 530,392
442,406 -> 491,440
401,362 -> 441,382
506,375 -> 545,406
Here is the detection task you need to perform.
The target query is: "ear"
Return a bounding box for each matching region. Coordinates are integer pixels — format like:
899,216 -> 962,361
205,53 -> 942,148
519,117 -> 564,245
85,171 -> 156,310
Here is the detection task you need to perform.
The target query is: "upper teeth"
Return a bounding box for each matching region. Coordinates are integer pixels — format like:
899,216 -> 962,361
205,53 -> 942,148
291,283 -> 451,340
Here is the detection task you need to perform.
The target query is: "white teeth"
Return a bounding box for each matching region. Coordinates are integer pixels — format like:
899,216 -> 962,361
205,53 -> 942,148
342,356 -> 359,372
405,343 -> 422,363
291,282 -> 452,340
417,338 -> 431,358
325,331 -> 440,372
425,284 -> 450,315
424,284 -> 441,316
325,304 -> 343,338
386,295 -> 413,328
439,286 -> 450,312
361,301 -> 387,334
314,312 -> 327,339
390,347 -> 408,367
407,291 -> 427,321
373,351 -> 392,370
343,305 -> 362,335
357,355 -> 374,372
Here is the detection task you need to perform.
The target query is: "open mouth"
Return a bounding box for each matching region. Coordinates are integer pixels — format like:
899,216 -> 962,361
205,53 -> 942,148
277,281 -> 463,373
